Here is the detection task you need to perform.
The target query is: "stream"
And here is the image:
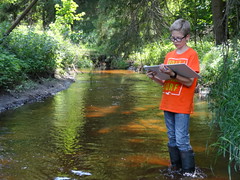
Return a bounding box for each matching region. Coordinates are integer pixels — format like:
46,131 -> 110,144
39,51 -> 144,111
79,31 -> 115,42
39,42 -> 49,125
0,70 -> 239,180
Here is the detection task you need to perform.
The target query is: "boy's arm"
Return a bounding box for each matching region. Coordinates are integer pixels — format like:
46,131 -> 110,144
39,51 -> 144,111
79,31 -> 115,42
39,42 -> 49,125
169,71 -> 194,87
159,64 -> 194,87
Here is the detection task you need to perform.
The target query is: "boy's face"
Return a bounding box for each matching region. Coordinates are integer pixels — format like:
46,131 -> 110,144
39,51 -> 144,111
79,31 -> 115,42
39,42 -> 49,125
170,30 -> 190,49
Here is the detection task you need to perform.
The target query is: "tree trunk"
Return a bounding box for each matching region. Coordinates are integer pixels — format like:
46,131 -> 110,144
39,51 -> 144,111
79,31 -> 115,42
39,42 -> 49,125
42,0 -> 56,29
211,0 -> 226,45
4,0 -> 39,36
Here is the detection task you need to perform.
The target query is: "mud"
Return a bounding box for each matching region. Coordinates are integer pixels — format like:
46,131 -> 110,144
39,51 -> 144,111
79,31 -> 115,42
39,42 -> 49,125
0,77 -> 74,113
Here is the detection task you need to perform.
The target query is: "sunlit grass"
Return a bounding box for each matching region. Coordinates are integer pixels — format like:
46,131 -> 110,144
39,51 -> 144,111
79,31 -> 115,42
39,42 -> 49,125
209,42 -> 240,174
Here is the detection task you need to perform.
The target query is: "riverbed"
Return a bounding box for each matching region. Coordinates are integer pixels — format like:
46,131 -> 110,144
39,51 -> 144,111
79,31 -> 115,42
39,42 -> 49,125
0,70 -> 239,179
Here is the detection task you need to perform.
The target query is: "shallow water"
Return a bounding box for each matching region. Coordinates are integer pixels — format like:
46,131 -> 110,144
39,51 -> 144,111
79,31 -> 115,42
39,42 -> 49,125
0,70 -> 239,180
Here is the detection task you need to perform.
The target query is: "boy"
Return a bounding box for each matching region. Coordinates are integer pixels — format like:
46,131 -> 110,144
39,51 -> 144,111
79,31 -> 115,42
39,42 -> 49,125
147,19 -> 200,174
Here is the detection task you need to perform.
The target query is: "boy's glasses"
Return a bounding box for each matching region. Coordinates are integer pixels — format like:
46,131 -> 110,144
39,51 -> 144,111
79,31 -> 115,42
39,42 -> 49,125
169,35 -> 187,42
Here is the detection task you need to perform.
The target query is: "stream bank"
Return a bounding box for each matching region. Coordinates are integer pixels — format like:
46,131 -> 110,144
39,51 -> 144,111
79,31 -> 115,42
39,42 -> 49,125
0,77 -> 75,113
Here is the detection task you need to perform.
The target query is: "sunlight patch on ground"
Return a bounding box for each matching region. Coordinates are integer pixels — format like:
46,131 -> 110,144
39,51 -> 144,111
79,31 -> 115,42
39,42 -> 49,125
120,154 -> 170,167
133,107 -> 148,111
118,118 -> 166,134
156,111 -> 164,116
86,105 -> 119,118
96,117 -> 166,135
126,138 -> 145,143
121,111 -> 133,115
97,127 -> 113,134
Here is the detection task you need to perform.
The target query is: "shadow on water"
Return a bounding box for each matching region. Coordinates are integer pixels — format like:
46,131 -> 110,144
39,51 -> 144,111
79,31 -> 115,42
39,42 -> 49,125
0,70 -> 239,180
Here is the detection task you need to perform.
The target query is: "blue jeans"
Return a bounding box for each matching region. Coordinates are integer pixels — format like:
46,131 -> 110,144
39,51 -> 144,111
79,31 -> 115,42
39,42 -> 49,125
164,111 -> 192,151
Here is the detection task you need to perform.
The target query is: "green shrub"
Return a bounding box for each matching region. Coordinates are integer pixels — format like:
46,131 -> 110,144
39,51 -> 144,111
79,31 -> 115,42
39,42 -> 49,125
198,46 -> 223,86
190,40 -> 214,63
76,56 -> 93,68
2,25 -> 93,79
5,26 -> 59,78
111,57 -> 129,69
0,19 -> 92,90
0,47 -> 26,90
129,41 -> 174,67
0,21 -> 11,39
55,39 -> 93,69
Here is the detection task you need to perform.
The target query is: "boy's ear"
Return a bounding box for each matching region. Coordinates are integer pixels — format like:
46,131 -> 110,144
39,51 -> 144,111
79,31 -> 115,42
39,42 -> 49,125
186,34 -> 190,41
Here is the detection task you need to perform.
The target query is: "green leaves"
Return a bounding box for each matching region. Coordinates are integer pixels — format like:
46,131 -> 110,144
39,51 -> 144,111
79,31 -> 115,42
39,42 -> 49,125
0,48 -> 25,89
0,23 -> 92,90
5,27 -> 59,78
51,0 -> 85,37
128,41 -> 174,67
95,0 -> 167,57
209,41 -> 240,171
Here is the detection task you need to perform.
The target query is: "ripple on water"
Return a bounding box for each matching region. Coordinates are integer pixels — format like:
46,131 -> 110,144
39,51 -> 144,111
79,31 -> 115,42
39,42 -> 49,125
160,167 -> 208,179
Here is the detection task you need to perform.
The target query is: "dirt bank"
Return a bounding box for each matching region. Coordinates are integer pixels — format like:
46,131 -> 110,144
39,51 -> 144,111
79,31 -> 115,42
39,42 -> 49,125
0,77 -> 74,113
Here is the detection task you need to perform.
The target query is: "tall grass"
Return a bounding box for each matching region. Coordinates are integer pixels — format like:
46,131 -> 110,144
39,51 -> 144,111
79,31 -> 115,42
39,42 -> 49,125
209,40 -> 240,175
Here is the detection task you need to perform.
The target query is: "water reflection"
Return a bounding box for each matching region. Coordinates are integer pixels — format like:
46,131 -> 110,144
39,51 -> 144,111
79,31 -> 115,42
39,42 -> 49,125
86,105 -> 119,118
120,154 -> 170,167
0,70 -> 239,179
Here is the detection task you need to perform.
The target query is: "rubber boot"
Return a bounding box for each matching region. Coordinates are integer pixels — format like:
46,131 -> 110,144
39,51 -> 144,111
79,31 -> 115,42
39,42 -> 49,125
180,150 -> 195,174
168,146 -> 182,171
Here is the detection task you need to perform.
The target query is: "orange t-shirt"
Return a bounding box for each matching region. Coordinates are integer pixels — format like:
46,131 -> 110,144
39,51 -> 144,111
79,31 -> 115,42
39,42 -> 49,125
160,48 -> 200,114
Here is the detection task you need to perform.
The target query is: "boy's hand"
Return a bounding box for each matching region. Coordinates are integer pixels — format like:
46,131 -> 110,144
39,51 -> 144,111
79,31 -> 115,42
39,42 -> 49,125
159,64 -> 175,77
146,70 -> 157,79
159,64 -> 169,72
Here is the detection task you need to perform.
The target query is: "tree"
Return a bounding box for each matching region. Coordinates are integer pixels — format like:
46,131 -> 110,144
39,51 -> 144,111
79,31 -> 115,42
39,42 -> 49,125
41,0 -> 59,29
171,0 -> 212,42
0,0 -> 23,22
93,0 -> 169,57
211,0 -> 226,45
75,0 -> 213,57
4,0 -> 39,36
50,0 -> 85,37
